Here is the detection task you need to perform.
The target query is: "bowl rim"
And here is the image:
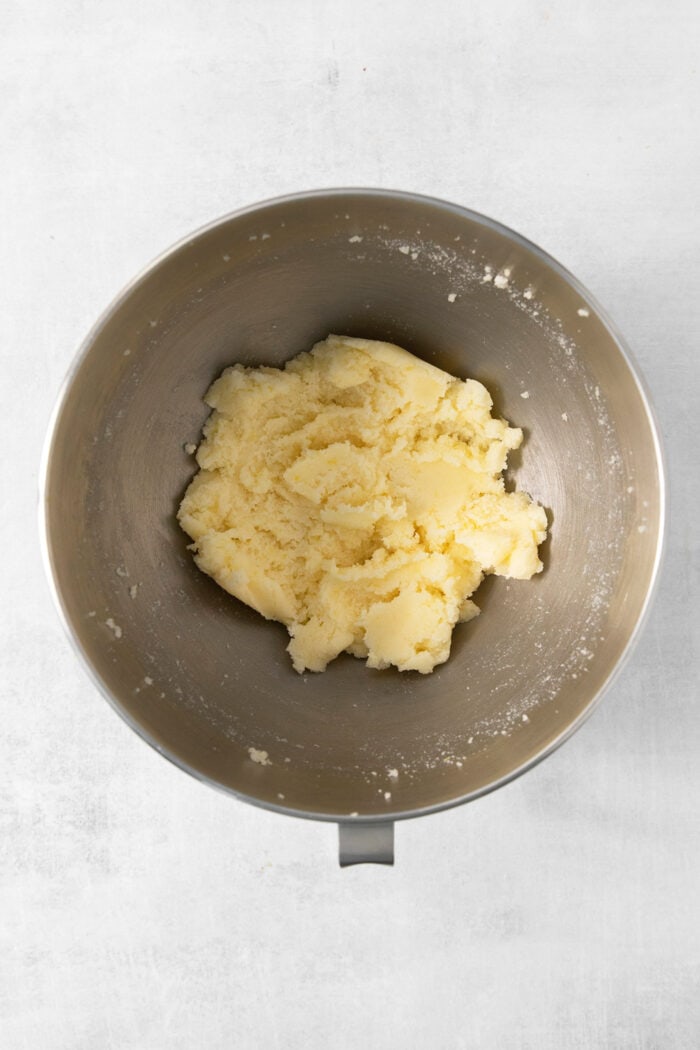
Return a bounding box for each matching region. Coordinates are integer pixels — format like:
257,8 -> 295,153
38,186 -> 667,826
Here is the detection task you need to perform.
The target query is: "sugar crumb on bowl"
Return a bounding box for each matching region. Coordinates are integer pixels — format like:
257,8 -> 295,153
105,618 -> 122,639
248,747 -> 271,766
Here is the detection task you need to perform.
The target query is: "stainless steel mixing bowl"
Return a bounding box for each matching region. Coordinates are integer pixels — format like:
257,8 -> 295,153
41,190 -> 664,865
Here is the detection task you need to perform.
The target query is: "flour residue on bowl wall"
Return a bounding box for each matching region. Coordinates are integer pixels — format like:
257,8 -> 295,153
156,229 -> 628,788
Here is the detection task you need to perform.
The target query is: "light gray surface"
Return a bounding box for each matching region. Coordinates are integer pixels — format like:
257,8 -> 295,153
2,1 -> 698,1047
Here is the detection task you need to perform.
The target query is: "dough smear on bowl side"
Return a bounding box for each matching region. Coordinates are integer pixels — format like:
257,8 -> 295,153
178,335 -> 548,674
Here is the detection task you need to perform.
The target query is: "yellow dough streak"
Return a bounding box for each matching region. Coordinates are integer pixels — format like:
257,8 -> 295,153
178,335 -> 548,674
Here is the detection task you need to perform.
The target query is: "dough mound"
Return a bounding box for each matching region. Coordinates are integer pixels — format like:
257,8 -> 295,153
178,335 -> 547,674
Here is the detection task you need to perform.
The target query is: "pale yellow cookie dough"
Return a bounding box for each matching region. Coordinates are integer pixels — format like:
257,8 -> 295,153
178,335 -> 548,674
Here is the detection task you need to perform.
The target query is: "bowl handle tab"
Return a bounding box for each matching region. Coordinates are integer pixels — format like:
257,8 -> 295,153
338,821 -> 394,867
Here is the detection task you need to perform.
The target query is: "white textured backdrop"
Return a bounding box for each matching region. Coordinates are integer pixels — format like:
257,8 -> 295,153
2,1 -> 699,1047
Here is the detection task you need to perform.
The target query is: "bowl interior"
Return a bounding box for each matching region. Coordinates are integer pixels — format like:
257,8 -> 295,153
43,191 -> 663,818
